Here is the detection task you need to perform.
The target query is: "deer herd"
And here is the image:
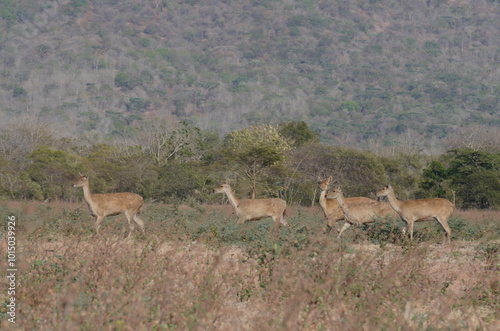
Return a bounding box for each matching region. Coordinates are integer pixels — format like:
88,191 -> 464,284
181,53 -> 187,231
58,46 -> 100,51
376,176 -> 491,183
73,174 -> 454,244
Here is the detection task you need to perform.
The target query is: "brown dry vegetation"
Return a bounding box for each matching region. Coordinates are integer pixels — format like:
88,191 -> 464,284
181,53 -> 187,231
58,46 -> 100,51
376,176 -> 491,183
0,201 -> 499,330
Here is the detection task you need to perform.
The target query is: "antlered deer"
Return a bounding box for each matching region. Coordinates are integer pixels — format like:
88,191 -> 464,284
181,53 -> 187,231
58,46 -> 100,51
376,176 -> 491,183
318,176 -> 375,233
326,186 -> 397,237
213,182 -> 289,226
377,185 -> 453,244
73,175 -> 145,238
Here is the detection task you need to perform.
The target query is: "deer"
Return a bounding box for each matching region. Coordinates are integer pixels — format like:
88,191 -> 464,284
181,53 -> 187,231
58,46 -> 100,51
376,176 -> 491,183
318,176 -> 380,234
376,185 -> 453,244
213,182 -> 289,227
326,186 -> 397,238
73,174 -> 145,238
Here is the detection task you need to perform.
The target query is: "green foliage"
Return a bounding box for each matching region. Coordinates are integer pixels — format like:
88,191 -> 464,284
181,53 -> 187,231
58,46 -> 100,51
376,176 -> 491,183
78,111 -> 100,130
418,149 -> 500,208
340,100 -> 361,112
447,149 -> 500,208
457,169 -> 500,209
279,121 -> 319,147
13,87 -> 26,98
448,217 -> 483,241
14,173 -> 44,200
154,161 -> 201,202
114,71 -> 134,89
423,40 -> 441,57
223,124 -> 292,197
79,144 -> 157,197
139,37 -> 151,48
362,217 -> 406,245
26,146 -> 83,200
126,98 -> 150,113
286,144 -> 390,203
309,101 -> 335,117
0,0 -> 16,28
62,0 -> 88,18
419,161 -> 449,197
0,118 -> 497,210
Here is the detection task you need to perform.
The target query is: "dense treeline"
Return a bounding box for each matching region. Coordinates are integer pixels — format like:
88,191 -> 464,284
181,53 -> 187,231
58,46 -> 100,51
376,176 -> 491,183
0,0 -> 499,153
1,121 -> 498,209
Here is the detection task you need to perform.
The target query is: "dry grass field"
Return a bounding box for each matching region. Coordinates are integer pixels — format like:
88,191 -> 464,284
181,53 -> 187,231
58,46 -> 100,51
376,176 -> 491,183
1,201 -> 499,330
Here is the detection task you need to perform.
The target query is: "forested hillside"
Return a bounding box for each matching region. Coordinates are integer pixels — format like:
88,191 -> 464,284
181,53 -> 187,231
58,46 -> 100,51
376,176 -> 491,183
0,0 -> 499,152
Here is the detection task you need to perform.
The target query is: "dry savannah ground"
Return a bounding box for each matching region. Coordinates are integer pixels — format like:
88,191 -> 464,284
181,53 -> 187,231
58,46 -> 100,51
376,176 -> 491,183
0,200 -> 499,330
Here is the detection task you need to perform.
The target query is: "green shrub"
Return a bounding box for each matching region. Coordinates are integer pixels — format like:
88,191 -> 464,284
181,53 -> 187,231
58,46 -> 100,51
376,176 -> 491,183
363,216 -> 406,245
449,216 -> 483,241
13,87 -> 27,98
62,0 -> 88,18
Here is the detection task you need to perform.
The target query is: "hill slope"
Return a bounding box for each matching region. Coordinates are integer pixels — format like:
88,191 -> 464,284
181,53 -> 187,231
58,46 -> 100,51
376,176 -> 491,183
0,0 -> 499,151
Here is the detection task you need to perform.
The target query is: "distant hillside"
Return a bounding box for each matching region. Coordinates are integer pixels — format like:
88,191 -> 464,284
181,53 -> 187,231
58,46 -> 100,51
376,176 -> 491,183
0,0 -> 499,152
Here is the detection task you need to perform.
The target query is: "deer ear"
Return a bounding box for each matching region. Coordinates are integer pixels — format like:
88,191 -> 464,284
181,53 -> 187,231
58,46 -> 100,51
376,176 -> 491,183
328,176 -> 332,182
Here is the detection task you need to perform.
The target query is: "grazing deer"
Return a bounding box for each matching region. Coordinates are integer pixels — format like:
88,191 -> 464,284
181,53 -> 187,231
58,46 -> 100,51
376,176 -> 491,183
318,177 -> 378,233
376,185 -> 453,244
326,186 -> 397,238
73,175 -> 145,238
213,182 -> 289,226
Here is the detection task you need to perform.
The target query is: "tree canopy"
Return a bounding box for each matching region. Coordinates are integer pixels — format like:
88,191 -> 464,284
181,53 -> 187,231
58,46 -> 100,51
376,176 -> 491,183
0,121 -> 498,210
223,124 -> 292,198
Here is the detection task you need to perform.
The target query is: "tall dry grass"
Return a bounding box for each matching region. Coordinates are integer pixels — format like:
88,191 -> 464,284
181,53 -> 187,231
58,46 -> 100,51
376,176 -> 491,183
0,201 -> 498,330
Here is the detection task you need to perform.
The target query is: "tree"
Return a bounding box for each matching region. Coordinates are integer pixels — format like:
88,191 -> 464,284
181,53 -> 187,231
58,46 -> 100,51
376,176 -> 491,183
0,122 -> 55,169
419,160 -> 449,198
223,124 -> 292,199
285,144 -> 389,206
153,160 -> 201,202
0,123 -> 57,199
136,120 -> 203,166
447,149 -> 500,209
418,149 -> 500,209
26,146 -> 82,200
279,121 -> 319,147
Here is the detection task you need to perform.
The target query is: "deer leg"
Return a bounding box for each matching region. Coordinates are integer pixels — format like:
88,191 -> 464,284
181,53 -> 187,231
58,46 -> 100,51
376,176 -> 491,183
324,223 -> 333,234
133,214 -> 145,235
326,219 -> 336,232
401,221 -> 408,240
95,215 -> 105,236
436,217 -> 452,244
278,213 -> 289,227
125,211 -> 135,238
408,221 -> 415,241
337,222 -> 351,238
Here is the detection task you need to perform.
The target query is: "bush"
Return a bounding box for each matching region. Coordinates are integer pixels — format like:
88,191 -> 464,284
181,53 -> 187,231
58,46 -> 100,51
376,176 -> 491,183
449,216 -> 483,241
62,0 -> 88,18
114,71 -> 134,89
363,216 -> 406,245
13,87 -> 27,98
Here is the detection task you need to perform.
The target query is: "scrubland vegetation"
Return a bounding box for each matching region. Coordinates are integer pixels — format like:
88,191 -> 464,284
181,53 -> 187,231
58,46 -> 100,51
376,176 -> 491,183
1,121 -> 499,210
1,1 -> 499,328
0,201 -> 498,330
0,0 -> 499,151
0,119 -> 498,330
